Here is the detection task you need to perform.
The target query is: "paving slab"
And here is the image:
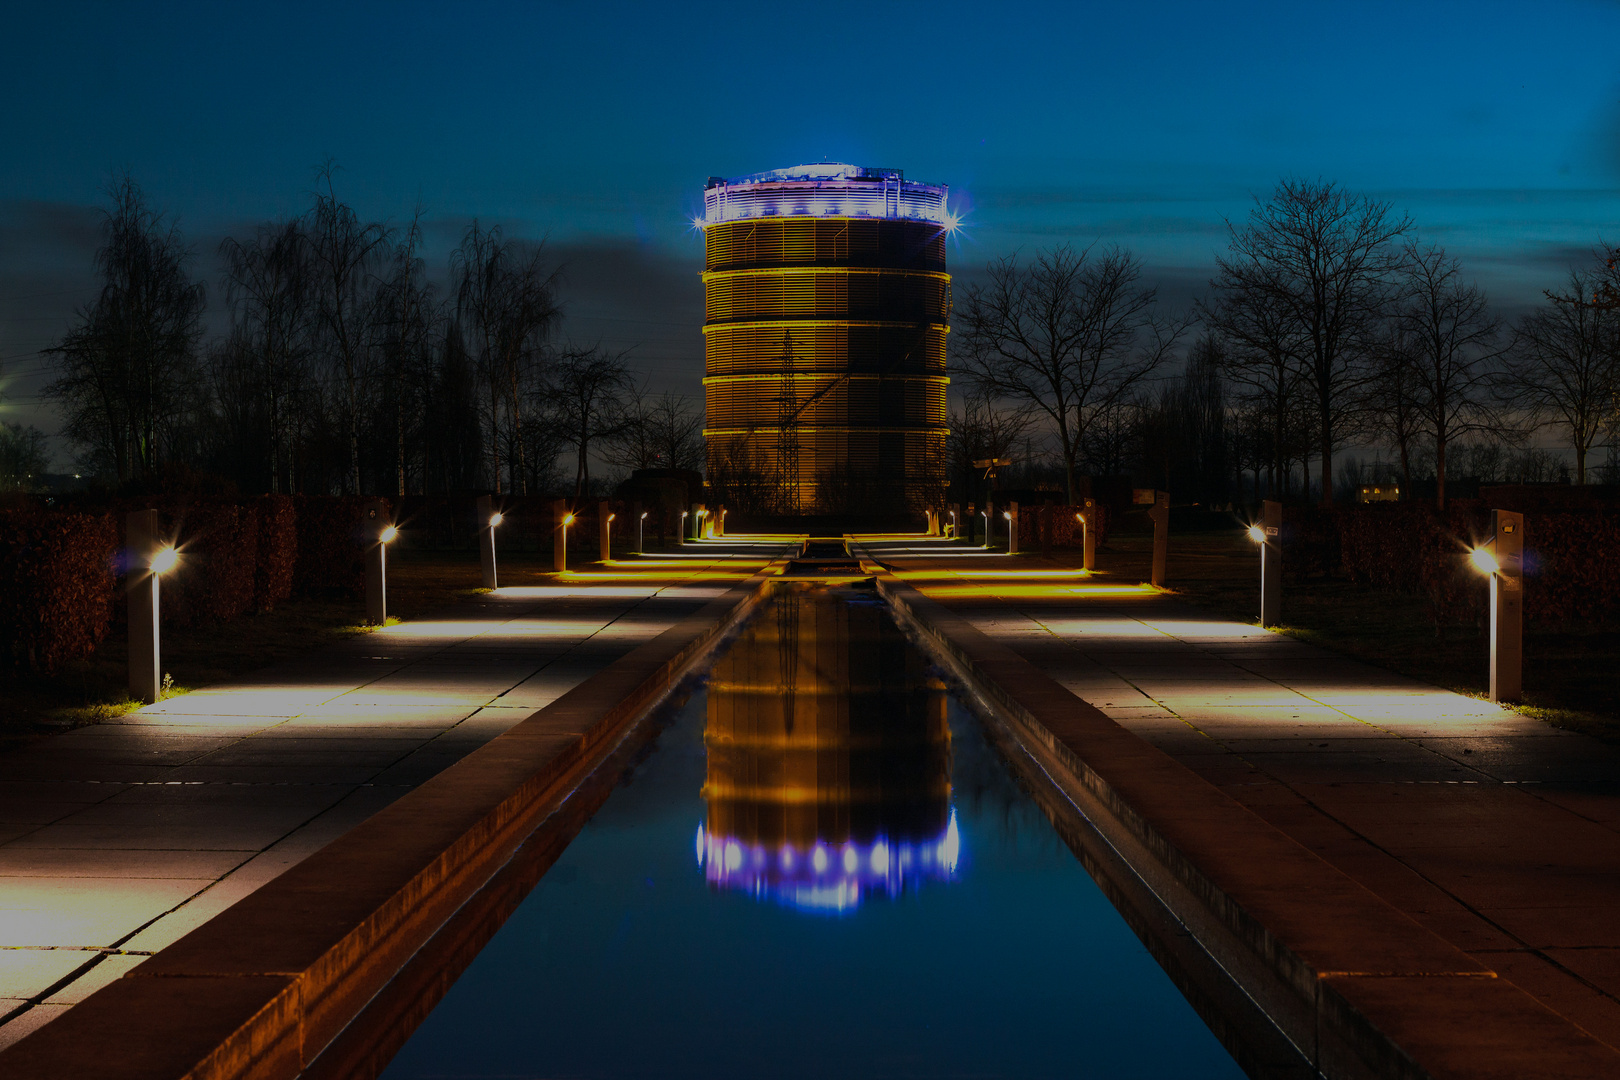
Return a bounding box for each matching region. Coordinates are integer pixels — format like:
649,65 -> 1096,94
0,539 -> 788,1045
870,537 -> 1620,1065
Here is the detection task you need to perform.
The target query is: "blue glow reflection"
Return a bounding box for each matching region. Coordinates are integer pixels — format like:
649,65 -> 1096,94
697,810 -> 960,912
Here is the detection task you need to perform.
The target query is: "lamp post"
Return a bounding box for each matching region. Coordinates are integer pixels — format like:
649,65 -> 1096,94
678,510 -> 688,546
637,510 -> 648,555
364,500 -> 396,626
980,510 -> 990,550
477,495 -> 501,590
1248,499 -> 1282,627
554,500 -> 569,572
1471,510 -> 1524,702
1134,489 -> 1169,588
949,508 -> 958,540
600,503 -> 614,563
1004,508 -> 1018,554
1078,497 -> 1097,571
127,509 -> 178,704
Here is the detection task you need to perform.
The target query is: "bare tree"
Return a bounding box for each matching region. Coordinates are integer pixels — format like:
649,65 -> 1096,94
1201,270 -> 1309,498
219,218 -> 314,493
947,391 -> 1036,501
1211,179 -> 1411,505
308,168 -> 390,493
452,222 -> 559,494
45,176 -> 206,483
372,211 -> 437,497
955,244 -> 1184,502
1364,323 -> 1427,495
546,346 -> 634,497
605,386 -> 702,473
1502,268 -> 1617,485
1395,244 -> 1505,507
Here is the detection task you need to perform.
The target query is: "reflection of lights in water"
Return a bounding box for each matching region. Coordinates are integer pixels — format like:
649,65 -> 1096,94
696,822 -> 960,914
696,588 -> 955,913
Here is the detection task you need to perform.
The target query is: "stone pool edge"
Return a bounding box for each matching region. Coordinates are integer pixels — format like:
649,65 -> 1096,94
874,573 -> 1620,1080
0,575 -> 776,1080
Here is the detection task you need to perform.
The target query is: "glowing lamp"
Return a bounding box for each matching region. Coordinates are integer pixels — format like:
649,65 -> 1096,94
608,513 -> 616,522
489,512 -> 503,527
379,525 -> 398,543
1003,511 -> 1012,520
150,546 -> 179,574
1470,547 -> 1499,576
1246,524 -> 1265,544
563,513 -> 576,526
640,511 -> 648,519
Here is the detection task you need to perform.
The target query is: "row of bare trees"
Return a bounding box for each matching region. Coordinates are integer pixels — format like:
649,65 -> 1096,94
41,175 -> 701,497
956,178 -> 1620,507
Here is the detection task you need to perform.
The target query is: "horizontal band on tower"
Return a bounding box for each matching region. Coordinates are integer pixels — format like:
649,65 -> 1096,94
703,374 -> 950,384
702,319 -> 950,334
701,267 -> 951,283
703,426 -> 952,436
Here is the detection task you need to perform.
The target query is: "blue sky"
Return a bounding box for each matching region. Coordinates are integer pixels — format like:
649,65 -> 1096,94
3,0 -> 1619,449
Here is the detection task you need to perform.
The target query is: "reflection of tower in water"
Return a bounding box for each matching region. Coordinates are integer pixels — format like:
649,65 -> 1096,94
696,588 -> 956,912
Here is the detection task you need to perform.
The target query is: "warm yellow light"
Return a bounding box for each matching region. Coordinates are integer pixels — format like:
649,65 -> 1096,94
380,525 -> 399,543
564,514 -> 576,526
608,513 -> 616,522
489,512 -> 503,527
1470,547 -> 1499,575
1246,524 -> 1265,544
150,546 -> 179,574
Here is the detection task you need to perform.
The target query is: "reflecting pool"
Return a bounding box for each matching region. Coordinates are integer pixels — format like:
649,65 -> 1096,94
382,586 -> 1244,1079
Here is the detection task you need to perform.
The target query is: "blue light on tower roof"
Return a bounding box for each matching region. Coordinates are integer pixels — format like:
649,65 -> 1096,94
702,162 -> 949,227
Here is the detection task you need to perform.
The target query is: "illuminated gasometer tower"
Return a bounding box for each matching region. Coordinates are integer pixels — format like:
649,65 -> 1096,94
699,163 -> 951,516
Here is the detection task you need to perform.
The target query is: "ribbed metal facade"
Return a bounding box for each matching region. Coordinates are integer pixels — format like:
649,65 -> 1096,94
700,165 -> 951,514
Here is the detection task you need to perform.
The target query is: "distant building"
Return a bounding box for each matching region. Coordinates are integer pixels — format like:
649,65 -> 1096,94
698,163 -> 951,515
1356,483 -> 1400,503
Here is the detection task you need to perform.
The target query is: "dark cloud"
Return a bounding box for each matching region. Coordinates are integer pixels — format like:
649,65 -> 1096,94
547,239 -> 705,399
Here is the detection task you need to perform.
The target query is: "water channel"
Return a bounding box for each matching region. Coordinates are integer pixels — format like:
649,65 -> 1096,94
381,585 -> 1244,1079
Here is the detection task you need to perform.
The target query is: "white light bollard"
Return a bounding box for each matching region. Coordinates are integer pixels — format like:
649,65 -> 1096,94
127,509 -> 178,704
1006,501 -> 1019,554
599,502 -> 613,563
1471,510 -> 1524,703
477,495 -> 501,590
635,502 -> 646,555
554,500 -> 570,573
678,510 -> 688,547
364,500 -> 396,626
1247,499 -> 1282,627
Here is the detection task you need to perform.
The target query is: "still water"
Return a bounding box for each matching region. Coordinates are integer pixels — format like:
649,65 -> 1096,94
383,586 -> 1244,1079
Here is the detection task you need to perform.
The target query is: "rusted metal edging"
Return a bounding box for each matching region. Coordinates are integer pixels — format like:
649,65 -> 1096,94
0,574 -> 777,1080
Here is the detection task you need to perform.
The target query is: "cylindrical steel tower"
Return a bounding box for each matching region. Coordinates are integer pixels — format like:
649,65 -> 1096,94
699,163 -> 951,516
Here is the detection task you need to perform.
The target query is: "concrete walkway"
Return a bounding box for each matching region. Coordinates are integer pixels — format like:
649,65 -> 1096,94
0,540 -> 788,1048
866,536 -> 1620,1057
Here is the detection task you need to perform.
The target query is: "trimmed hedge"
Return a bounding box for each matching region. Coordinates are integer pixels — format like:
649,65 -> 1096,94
1286,501 -> 1620,629
0,510 -> 118,674
294,496 -> 388,597
1017,503 -> 1113,550
254,495 -> 296,611
162,501 -> 260,628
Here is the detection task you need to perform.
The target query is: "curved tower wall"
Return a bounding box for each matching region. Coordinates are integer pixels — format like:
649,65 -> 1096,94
700,165 -> 950,515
